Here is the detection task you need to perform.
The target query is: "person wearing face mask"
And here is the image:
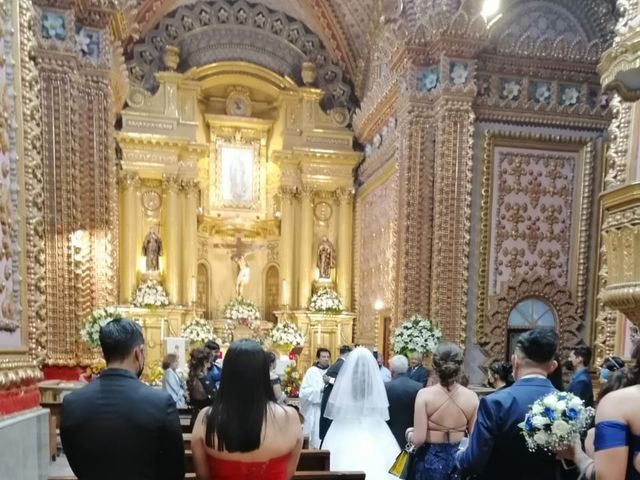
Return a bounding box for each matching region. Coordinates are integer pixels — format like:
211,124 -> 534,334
61,319 -> 184,480
565,345 -> 594,408
599,356 -> 625,385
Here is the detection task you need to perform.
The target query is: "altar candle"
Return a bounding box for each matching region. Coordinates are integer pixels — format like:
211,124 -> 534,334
282,280 -> 289,306
192,276 -> 196,303
316,322 -> 321,344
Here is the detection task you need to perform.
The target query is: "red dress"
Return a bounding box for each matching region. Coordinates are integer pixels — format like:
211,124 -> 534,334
207,454 -> 289,480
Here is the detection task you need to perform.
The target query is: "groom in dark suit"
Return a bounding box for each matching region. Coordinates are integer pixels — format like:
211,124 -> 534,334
319,344 -> 351,442
61,319 -> 184,480
457,328 -> 560,480
385,354 -> 422,448
408,352 -> 429,386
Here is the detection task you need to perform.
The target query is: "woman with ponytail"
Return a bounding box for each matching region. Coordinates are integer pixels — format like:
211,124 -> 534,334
407,343 -> 479,480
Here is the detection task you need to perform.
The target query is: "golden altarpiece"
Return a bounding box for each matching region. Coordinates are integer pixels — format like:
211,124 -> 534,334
117,47 -> 359,368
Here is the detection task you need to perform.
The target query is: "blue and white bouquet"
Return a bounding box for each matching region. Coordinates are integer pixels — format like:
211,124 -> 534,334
519,391 -> 595,453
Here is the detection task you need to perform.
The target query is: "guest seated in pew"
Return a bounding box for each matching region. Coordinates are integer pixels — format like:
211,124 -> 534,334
191,339 -> 303,480
187,348 -> 217,429
61,318 -> 184,480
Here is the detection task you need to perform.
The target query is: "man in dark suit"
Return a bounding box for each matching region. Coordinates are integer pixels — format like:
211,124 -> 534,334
319,344 -> 351,443
565,345 -> 594,408
457,328 -> 560,480
61,319 -> 184,480
385,354 -> 422,448
408,352 -> 429,386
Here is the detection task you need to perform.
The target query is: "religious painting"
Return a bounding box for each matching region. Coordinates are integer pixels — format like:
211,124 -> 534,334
215,141 -> 259,209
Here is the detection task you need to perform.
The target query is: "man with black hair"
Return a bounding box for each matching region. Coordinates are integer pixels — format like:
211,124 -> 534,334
565,345 -> 594,408
457,327 -> 560,480
319,344 -> 351,443
299,347 -> 331,448
61,319 -> 184,480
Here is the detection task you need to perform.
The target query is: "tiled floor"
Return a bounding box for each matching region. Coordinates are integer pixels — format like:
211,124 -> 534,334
47,435 -> 73,477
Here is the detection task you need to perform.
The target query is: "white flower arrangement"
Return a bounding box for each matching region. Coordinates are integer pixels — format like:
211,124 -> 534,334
80,307 -> 123,349
131,279 -> 170,308
308,288 -> 343,314
269,320 -> 304,348
181,317 -> 218,346
223,298 -> 262,343
391,314 -> 442,356
519,392 -> 595,453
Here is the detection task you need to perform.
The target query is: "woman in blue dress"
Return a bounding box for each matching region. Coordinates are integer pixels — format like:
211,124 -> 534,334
593,344 -> 640,480
407,343 -> 479,480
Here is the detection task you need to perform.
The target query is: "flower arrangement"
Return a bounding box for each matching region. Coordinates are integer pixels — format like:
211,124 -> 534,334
131,279 -> 170,309
141,361 -> 164,387
80,307 -> 123,349
281,361 -> 301,398
519,392 -> 595,453
79,359 -> 106,383
224,297 -> 262,323
269,321 -> 304,351
181,317 -> 218,347
308,288 -> 343,314
391,314 -> 442,356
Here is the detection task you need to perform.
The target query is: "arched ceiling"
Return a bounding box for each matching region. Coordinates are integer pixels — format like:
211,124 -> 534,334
131,0 -> 379,79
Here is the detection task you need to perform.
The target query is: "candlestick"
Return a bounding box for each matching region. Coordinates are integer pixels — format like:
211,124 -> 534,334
282,279 -> 289,307
316,322 -> 321,345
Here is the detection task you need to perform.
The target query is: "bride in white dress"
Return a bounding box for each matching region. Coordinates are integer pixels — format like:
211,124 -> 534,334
322,347 -> 400,480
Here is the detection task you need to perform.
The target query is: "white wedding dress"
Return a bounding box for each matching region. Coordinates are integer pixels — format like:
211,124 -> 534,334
321,347 -> 400,480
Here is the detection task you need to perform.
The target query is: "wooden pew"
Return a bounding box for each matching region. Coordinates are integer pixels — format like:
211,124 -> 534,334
292,472 -> 366,480
184,448 -> 330,474
297,450 -> 330,471
183,433 -> 191,451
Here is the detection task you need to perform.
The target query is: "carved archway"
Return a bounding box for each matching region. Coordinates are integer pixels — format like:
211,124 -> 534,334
263,264 -> 280,323
481,275 -> 582,365
126,0 -> 356,111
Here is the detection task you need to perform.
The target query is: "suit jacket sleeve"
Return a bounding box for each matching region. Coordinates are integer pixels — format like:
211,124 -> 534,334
159,394 -> 185,480
325,360 -> 341,378
566,378 -> 590,402
60,396 -> 83,479
457,395 -> 498,474
416,367 -> 428,385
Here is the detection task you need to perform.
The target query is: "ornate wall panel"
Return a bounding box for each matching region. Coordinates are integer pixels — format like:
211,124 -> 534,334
477,132 -> 597,361
354,165 -> 399,344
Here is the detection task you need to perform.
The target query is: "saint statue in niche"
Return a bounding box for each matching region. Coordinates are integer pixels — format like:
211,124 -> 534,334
142,227 -> 162,272
317,236 -> 336,279
232,253 -> 250,298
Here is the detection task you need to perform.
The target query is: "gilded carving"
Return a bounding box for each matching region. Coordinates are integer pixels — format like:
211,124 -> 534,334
603,94 -> 631,189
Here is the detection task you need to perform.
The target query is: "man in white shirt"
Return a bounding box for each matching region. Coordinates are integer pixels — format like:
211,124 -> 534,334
299,348 -> 331,449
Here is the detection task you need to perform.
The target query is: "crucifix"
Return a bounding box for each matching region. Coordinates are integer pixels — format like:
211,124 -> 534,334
212,234 -> 265,298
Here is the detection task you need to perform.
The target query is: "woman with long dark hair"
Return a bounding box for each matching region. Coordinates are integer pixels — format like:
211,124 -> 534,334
187,348 -> 216,427
190,339 -> 303,480
408,342 -> 479,480
487,361 -> 514,390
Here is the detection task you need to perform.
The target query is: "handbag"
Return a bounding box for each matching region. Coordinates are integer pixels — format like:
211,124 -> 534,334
389,443 -> 417,479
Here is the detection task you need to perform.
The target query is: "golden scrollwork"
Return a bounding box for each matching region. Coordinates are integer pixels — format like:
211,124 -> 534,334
600,183 -> 640,326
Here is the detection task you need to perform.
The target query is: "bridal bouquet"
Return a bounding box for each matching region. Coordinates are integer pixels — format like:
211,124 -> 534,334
131,279 -> 170,308
308,288 -> 343,314
181,317 -> 217,347
391,314 -> 441,356
269,320 -> 304,350
519,391 -> 595,453
80,307 -> 123,348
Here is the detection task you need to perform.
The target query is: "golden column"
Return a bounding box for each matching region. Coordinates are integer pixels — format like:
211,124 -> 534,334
336,188 -> 354,310
119,172 -> 139,303
298,185 -> 314,308
280,186 -> 297,307
182,180 -> 199,305
163,175 -> 181,304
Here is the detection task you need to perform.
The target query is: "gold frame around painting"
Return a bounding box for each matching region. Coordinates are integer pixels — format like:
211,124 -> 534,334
475,131 -> 597,345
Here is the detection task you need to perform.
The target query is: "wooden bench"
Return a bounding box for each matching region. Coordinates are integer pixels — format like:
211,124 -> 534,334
183,433 -> 191,451
292,472 -> 366,480
297,450 -> 330,471
184,448 -> 330,473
